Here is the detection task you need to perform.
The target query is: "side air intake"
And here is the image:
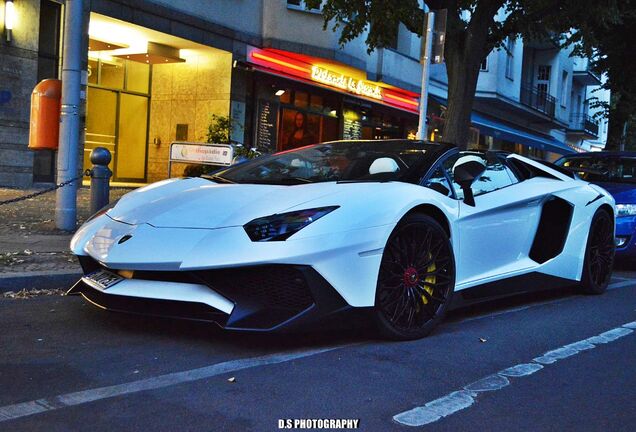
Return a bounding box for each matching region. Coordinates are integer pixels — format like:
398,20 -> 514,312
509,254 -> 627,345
529,196 -> 574,264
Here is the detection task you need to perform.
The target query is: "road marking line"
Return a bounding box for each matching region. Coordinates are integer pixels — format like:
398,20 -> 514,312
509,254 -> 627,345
393,322 -> 635,427
0,345 -> 344,423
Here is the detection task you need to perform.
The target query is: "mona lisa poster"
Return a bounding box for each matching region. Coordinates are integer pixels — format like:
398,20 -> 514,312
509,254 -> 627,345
280,109 -> 321,151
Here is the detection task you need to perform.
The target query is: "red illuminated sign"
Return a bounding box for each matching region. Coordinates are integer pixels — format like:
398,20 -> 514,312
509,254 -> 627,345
248,47 -> 420,113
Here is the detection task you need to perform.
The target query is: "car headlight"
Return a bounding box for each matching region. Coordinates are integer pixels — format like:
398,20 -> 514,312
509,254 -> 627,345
244,206 -> 339,241
85,199 -> 120,223
616,204 -> 636,217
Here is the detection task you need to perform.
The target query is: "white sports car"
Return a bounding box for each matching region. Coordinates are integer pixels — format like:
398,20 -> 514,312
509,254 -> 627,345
68,140 -> 616,340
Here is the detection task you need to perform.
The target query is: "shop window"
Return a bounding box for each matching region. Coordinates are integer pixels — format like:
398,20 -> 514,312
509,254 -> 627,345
279,108 -> 338,151
87,58 -> 150,95
100,58 -> 125,89
294,91 -> 309,109
310,94 -> 323,110
127,61 -> 150,94
279,90 -> 291,104
87,58 -> 99,85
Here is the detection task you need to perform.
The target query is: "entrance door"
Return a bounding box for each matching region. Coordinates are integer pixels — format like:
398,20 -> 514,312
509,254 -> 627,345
85,87 -> 148,182
116,93 -> 148,181
85,87 -> 117,175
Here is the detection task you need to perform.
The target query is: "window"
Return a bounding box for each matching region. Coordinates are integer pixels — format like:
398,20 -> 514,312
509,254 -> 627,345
423,166 -> 453,197
442,153 -> 518,200
480,57 -> 489,72
560,71 -> 568,107
537,65 -> 551,82
505,38 -> 515,80
287,0 -> 321,13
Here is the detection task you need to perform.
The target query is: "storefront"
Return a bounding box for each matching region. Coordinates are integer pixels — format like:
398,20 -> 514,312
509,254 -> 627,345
83,13 -> 233,184
246,47 -> 420,153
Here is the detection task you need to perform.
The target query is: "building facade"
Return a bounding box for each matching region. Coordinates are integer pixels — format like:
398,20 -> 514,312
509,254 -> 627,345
0,0 -> 607,188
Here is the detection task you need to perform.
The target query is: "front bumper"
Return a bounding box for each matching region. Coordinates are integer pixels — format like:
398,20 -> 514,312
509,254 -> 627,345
615,215 -> 636,260
68,256 -> 350,331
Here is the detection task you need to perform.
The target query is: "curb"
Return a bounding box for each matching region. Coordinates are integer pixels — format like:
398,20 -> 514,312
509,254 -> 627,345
0,270 -> 80,293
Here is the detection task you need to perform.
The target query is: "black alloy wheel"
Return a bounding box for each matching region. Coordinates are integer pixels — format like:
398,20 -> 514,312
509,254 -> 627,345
580,209 -> 615,294
374,214 -> 455,340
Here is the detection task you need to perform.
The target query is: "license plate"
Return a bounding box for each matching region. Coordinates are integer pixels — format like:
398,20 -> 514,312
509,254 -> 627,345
85,269 -> 123,290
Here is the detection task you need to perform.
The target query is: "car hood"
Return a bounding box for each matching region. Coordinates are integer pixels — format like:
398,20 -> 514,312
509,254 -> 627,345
107,177 -> 347,229
593,181 -> 636,204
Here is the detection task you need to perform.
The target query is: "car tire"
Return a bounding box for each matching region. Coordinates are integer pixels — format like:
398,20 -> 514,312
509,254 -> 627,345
374,213 -> 456,340
579,209 -> 615,295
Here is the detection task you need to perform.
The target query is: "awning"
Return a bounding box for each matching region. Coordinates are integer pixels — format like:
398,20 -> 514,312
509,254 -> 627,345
470,113 -> 575,155
429,94 -> 574,155
247,46 -> 421,114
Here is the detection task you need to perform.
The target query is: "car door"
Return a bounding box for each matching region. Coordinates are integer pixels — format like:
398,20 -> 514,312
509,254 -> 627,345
442,152 -> 541,288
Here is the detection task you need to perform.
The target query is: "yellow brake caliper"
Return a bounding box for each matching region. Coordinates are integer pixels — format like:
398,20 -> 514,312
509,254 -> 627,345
421,256 -> 436,305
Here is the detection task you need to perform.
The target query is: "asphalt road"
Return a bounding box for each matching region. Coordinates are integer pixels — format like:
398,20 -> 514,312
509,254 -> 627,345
1,270 -> 635,432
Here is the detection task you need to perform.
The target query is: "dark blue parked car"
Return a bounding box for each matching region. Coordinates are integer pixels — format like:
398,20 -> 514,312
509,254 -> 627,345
556,152 -> 636,264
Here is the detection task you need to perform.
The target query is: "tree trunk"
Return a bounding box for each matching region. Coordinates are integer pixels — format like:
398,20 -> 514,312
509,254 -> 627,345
605,98 -> 628,151
443,50 -> 483,150
440,0 -> 502,150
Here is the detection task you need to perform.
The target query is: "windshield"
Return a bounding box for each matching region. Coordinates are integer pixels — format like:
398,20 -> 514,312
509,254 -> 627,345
212,140 -> 446,185
558,156 -> 636,184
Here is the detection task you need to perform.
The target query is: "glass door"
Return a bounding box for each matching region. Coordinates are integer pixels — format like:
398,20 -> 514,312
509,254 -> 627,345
116,93 -> 148,181
85,56 -> 150,182
85,87 -> 117,175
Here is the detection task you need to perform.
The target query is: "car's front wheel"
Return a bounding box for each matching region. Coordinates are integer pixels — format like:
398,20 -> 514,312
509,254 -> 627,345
579,208 -> 615,294
374,214 -> 456,340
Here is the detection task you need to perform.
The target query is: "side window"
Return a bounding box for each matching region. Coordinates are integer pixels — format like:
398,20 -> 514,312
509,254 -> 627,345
423,166 -> 453,197
472,154 -> 517,196
443,152 -> 518,200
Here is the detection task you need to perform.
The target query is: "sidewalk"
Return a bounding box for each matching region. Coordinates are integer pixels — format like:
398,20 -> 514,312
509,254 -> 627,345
0,187 -> 131,292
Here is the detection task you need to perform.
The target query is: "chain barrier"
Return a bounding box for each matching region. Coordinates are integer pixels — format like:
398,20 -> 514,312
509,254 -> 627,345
0,170 -> 91,207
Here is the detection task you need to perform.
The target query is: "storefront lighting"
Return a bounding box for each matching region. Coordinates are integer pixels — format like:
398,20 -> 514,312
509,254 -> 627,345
4,0 -> 15,42
275,89 -> 286,97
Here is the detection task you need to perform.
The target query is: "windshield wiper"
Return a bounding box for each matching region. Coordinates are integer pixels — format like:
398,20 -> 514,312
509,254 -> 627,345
202,174 -> 235,184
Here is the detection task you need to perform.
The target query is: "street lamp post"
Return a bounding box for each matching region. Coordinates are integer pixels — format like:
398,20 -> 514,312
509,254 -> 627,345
55,0 -> 84,231
417,11 -> 435,141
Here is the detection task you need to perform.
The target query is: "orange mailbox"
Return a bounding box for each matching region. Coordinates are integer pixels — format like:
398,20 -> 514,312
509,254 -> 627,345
28,79 -> 62,151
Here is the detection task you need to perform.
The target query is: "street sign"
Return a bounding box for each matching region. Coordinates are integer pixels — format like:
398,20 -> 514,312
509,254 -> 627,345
420,10 -> 447,65
168,142 -> 234,177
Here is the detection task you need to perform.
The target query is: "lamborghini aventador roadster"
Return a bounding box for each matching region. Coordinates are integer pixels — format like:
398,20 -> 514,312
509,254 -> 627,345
68,140 -> 616,340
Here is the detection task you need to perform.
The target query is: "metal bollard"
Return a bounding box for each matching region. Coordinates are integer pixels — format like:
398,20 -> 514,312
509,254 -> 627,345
88,147 -> 112,215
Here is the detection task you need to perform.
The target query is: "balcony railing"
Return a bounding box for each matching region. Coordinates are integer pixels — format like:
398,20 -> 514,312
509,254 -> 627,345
520,84 -> 556,118
569,113 -> 599,137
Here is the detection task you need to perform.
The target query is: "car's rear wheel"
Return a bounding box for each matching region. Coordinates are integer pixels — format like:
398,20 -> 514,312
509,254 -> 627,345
374,214 -> 455,340
580,209 -> 615,295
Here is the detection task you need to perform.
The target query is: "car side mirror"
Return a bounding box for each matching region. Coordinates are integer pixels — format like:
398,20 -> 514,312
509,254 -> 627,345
368,157 -> 400,175
453,157 -> 486,206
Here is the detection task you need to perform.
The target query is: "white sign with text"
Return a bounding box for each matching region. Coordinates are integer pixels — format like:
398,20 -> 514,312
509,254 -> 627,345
169,142 -> 234,166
